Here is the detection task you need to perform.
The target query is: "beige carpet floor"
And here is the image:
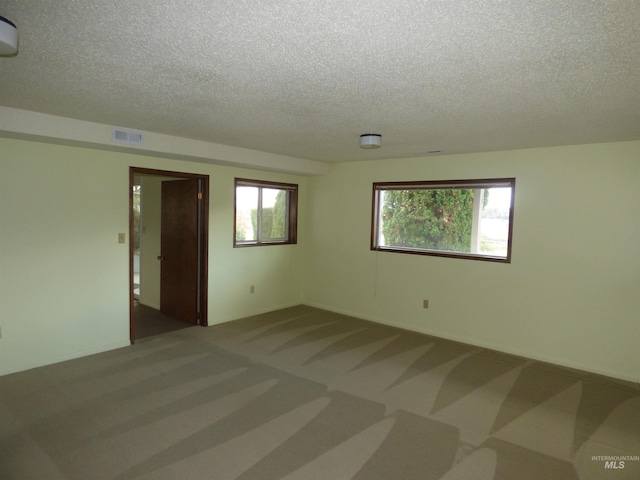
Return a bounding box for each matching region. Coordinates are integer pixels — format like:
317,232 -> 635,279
1,305 -> 638,479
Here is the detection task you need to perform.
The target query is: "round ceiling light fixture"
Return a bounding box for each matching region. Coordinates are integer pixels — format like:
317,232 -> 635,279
360,133 -> 381,149
0,15 -> 18,56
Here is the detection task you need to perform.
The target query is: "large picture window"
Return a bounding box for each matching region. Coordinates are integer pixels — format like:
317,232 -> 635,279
371,178 -> 515,262
234,178 -> 298,246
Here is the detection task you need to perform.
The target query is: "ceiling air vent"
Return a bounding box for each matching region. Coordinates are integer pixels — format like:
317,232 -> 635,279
112,127 -> 143,146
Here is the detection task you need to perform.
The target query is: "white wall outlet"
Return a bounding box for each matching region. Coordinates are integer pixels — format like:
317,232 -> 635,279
118,232 -> 126,244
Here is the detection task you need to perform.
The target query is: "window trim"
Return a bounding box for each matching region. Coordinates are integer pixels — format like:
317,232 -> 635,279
234,178 -> 298,247
371,178 -> 515,263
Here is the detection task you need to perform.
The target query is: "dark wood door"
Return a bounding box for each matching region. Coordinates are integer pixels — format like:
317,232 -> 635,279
160,179 -> 201,324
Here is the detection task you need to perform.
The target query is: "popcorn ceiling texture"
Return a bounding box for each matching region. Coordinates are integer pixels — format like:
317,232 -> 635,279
0,1 -> 639,161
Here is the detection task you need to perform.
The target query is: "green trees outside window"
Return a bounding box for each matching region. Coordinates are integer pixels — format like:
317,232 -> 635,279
381,189 -> 476,252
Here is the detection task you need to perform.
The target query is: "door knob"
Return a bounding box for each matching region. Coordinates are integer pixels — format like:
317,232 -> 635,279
157,255 -> 166,261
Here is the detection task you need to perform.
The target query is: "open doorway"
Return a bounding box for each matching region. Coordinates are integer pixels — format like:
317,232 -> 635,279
129,167 -> 209,342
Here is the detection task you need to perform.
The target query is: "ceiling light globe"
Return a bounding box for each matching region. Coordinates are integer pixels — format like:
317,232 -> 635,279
0,16 -> 18,55
360,134 -> 381,149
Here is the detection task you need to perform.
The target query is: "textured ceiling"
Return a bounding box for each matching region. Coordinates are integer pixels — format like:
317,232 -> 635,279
0,1 -> 639,162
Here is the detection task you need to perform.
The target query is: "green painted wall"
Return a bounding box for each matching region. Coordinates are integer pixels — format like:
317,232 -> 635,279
1,136 -> 638,382
0,137 -> 306,375
303,141 -> 640,382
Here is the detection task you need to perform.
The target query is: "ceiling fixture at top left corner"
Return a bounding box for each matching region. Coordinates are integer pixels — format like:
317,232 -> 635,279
0,15 -> 19,56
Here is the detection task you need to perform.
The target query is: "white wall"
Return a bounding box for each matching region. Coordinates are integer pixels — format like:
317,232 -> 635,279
0,137 -> 306,375
303,141 -> 640,382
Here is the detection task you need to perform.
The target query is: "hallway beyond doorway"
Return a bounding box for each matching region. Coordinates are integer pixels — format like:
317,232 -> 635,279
133,301 -> 195,339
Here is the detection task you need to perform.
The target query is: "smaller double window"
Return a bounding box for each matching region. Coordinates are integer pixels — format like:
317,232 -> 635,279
234,178 -> 298,247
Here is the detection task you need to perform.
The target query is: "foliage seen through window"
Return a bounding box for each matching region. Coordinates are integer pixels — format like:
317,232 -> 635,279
372,179 -> 515,262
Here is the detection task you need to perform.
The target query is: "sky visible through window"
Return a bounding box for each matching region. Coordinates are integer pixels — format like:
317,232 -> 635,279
236,186 -> 281,242
236,187 -> 279,210
479,187 -> 512,256
485,187 -> 511,210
